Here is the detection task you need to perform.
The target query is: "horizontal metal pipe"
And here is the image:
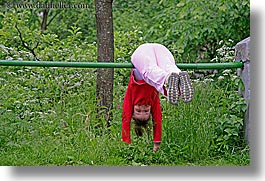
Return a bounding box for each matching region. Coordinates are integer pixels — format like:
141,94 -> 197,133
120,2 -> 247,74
0,60 -> 243,70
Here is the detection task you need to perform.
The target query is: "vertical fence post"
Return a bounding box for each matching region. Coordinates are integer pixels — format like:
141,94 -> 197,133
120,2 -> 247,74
234,37 -> 250,144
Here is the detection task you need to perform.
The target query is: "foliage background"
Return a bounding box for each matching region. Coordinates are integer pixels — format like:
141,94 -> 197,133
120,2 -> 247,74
0,0 -> 250,166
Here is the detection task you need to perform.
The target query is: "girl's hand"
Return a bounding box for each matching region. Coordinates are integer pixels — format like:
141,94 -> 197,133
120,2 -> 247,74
153,142 -> 161,152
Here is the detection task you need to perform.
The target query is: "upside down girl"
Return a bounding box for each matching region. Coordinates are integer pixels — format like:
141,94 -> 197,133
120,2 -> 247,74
122,43 -> 194,152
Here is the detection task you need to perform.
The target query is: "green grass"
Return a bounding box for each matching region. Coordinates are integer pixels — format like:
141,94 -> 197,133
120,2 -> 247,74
0,67 -> 250,166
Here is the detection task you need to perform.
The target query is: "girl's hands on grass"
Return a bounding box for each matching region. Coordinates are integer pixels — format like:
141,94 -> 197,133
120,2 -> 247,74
153,142 -> 161,152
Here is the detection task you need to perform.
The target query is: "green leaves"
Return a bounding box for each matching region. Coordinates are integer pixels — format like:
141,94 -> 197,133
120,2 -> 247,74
140,0 -> 250,62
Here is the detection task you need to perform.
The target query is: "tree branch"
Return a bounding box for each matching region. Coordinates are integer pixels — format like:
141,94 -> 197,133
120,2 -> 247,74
15,23 -> 40,60
47,10 -> 61,27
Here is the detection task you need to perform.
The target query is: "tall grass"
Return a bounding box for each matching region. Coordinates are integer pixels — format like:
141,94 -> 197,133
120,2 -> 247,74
0,66 -> 250,166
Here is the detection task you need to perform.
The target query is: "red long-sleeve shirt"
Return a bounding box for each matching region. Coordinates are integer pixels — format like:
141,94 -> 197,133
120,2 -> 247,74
122,70 -> 162,144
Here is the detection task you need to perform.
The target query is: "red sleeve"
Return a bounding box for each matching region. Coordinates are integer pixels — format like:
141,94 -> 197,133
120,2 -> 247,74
122,77 -> 133,144
151,92 -> 162,143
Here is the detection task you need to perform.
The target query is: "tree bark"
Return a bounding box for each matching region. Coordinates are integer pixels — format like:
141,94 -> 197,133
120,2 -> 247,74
94,0 -> 114,126
41,9 -> 49,31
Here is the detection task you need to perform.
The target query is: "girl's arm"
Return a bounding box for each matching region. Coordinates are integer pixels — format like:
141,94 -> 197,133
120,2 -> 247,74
151,92 -> 162,144
122,76 -> 133,144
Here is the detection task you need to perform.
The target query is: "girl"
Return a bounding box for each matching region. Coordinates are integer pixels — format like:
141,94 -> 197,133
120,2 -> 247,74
122,43 -> 194,151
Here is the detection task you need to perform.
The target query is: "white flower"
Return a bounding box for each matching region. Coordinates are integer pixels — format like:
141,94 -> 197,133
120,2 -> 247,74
218,76 -> 224,80
203,78 -> 214,84
222,69 -> 232,74
232,75 -> 239,80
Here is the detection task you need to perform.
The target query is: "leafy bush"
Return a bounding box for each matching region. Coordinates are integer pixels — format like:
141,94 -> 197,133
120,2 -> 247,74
203,39 -> 247,155
114,28 -> 145,86
214,97 -> 247,153
114,0 -> 250,63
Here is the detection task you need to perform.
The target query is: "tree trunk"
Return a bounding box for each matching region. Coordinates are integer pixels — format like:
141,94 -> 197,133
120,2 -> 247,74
94,0 -> 114,127
41,9 -> 49,31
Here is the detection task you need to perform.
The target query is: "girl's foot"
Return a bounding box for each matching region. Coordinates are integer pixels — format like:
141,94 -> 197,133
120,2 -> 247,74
167,72 -> 180,105
179,71 -> 194,102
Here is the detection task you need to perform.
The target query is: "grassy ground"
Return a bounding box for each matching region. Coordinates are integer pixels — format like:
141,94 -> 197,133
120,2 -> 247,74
0,67 -> 250,166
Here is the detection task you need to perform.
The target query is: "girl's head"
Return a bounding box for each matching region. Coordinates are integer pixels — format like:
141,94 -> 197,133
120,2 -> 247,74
133,104 -> 151,137
133,104 -> 151,122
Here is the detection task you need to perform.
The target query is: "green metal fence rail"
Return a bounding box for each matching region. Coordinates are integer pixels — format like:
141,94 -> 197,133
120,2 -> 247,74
0,60 -> 243,70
